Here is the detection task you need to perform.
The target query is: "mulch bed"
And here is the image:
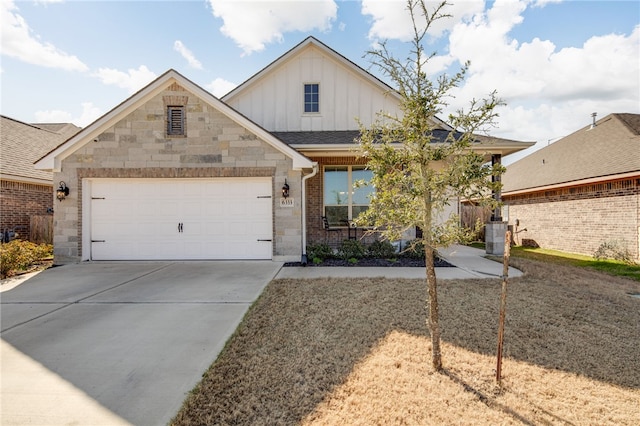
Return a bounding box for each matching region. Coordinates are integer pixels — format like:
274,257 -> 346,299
284,256 -> 453,268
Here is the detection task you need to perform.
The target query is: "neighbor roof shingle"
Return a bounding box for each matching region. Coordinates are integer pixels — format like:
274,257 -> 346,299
1,115 -> 78,183
503,113 -> 640,193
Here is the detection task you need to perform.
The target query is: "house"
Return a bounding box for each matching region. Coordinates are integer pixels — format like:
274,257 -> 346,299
35,37 -> 533,264
502,113 -> 640,261
1,115 -> 79,242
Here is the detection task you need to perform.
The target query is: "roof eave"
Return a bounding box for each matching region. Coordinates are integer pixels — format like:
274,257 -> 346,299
472,142 -> 537,157
293,140 -> 535,158
293,144 -> 362,157
503,170 -> 640,196
0,173 -> 53,186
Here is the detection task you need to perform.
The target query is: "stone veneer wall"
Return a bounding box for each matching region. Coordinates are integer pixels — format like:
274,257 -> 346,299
0,180 -> 53,240
504,177 -> 640,261
53,83 -> 302,263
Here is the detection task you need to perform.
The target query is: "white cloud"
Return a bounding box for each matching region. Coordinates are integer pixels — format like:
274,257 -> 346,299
35,102 -> 103,128
174,40 -> 203,70
92,66 -> 157,94
207,77 -> 237,97
362,0 -> 484,42
0,0 -> 88,71
33,0 -> 65,4
531,0 -> 562,8
208,0 -> 338,54
419,1 -> 639,145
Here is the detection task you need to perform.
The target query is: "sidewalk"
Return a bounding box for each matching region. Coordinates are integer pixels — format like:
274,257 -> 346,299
275,245 -> 522,279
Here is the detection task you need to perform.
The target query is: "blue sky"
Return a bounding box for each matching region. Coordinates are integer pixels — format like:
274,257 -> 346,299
1,0 -> 638,161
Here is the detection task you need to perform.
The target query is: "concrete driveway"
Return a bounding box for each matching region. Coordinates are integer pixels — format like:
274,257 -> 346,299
1,261 -> 282,426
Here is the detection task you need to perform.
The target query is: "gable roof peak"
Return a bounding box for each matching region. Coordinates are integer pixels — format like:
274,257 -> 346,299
35,68 -> 312,171
612,112 -> 640,135
222,35 -> 398,102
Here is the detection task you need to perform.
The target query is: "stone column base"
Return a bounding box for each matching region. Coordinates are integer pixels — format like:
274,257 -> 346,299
486,222 -> 508,255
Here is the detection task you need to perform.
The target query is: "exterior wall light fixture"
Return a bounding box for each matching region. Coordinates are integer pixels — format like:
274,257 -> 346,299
282,179 -> 290,198
56,181 -> 70,201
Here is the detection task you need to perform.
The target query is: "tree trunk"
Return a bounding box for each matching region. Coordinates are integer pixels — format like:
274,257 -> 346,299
423,188 -> 442,371
425,243 -> 443,371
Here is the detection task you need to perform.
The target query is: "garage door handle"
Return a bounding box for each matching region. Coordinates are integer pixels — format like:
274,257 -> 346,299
92,240 -> 106,243
178,223 -> 183,233
257,239 -> 272,242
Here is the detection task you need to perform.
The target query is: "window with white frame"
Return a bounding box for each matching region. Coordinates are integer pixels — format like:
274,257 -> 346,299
304,83 -> 319,113
323,165 -> 373,226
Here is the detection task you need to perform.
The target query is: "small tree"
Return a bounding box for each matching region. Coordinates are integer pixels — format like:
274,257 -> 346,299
356,0 -> 504,371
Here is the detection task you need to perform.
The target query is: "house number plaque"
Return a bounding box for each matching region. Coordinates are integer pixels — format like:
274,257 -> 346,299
280,198 -> 294,208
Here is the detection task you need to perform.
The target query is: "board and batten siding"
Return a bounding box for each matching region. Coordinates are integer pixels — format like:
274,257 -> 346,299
226,45 -> 401,131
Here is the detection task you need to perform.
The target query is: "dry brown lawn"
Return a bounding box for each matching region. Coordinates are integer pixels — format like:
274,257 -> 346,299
172,258 -> 640,425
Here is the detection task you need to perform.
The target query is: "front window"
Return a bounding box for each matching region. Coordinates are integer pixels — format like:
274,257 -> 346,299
304,83 -> 319,113
324,165 -> 373,226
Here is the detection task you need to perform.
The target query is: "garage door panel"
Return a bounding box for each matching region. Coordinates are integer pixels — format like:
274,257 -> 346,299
204,221 -> 225,235
205,204 -> 224,216
90,179 -> 273,260
203,241 -> 225,256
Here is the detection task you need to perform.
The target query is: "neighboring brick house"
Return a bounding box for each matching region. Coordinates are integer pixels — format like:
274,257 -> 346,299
36,37 -> 533,264
1,115 -> 79,242
502,113 -> 640,261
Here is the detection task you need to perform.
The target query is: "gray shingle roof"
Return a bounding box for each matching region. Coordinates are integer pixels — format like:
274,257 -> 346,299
1,115 -> 78,183
503,113 -> 640,193
271,131 -> 361,145
272,130 -> 534,159
271,129 -> 486,145
31,122 -> 81,139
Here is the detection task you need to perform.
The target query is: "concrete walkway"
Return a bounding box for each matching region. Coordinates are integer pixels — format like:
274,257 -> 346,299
276,244 -> 522,279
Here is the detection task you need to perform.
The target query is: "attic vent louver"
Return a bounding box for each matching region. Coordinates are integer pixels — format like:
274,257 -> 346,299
167,106 -> 185,136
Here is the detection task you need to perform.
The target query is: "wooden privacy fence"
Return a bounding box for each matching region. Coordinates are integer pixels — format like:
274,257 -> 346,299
460,204 -> 492,241
30,215 -> 53,244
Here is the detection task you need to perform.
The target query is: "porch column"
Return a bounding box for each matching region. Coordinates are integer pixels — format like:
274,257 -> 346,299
486,154 -> 507,255
491,154 -> 502,221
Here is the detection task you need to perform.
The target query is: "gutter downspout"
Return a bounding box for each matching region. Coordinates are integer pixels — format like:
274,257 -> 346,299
301,162 -> 319,265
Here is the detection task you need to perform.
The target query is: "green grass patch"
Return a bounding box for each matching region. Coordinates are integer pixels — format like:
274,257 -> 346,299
509,246 -> 640,282
467,243 -> 640,282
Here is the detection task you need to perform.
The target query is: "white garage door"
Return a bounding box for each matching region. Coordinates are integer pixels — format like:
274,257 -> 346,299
89,178 -> 273,260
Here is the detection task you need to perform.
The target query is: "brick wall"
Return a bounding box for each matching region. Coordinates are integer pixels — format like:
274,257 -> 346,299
305,156 -> 379,246
504,178 -> 640,261
0,180 -> 53,240
54,84 -> 301,263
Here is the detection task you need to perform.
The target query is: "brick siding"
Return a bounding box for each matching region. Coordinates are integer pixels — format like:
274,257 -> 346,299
504,178 -> 640,261
305,156 -> 379,246
0,180 -> 53,240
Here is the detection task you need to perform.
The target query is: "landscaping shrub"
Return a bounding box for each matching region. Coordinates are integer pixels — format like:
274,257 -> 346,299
403,239 -> 425,259
338,239 -> 366,260
307,242 -> 334,263
0,240 -> 53,279
593,240 -> 636,265
366,240 -> 397,259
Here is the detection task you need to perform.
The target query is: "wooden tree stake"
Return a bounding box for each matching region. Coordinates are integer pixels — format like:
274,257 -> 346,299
496,230 -> 511,385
